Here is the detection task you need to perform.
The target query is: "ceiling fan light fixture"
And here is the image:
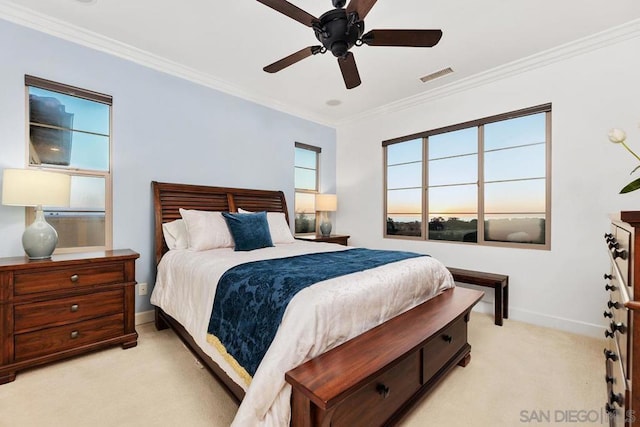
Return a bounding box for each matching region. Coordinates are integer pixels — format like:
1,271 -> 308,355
331,41 -> 349,57
420,67 -> 454,83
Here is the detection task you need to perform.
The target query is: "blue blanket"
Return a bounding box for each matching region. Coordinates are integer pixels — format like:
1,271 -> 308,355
206,248 -> 427,379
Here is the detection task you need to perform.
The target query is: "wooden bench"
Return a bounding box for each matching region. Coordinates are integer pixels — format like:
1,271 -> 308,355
447,267 -> 509,326
286,287 -> 484,427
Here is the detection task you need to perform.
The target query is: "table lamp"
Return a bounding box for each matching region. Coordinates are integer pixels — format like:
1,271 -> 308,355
315,193 -> 337,237
2,168 -> 71,259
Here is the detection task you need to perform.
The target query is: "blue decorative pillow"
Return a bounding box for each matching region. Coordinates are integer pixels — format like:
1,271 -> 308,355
222,211 -> 274,251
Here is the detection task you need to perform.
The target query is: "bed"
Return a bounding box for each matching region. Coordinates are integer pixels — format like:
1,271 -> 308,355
150,181 -> 483,427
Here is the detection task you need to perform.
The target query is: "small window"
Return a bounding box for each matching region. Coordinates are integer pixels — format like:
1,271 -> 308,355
294,142 -> 320,234
383,104 -> 551,249
26,75 -> 112,251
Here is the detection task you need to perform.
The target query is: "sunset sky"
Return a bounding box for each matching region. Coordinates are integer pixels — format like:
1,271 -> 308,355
387,112 -> 546,221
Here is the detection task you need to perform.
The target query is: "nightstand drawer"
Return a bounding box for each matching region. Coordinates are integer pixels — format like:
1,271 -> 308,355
14,263 -> 125,295
14,289 -> 123,334
0,249 -> 138,384
15,313 -> 124,361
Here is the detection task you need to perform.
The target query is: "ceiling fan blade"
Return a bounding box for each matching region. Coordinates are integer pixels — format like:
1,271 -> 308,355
264,46 -> 322,73
256,0 -> 317,27
338,52 -> 361,89
362,29 -> 443,47
346,0 -> 378,20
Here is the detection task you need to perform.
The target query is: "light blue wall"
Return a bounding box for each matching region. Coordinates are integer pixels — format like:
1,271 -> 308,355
0,19 -> 336,312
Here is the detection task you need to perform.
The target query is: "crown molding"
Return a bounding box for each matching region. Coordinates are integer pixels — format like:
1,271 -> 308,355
0,1 -> 333,127
337,18 -> 640,127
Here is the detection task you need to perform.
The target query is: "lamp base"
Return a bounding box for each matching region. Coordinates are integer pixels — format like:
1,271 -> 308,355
22,206 -> 58,259
319,220 -> 332,237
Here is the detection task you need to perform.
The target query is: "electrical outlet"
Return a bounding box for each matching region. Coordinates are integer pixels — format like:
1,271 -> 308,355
138,282 -> 148,296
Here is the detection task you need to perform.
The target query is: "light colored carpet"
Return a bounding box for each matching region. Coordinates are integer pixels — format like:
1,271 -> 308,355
0,313 -> 604,426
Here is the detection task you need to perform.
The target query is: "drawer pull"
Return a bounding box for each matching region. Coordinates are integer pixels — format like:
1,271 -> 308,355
442,334 -> 453,343
70,304 -> 79,312
70,330 -> 79,339
70,274 -> 79,283
609,241 -> 620,250
605,330 -> 615,338
610,391 -> 624,406
604,349 -> 619,362
605,283 -> 617,291
376,383 -> 390,399
605,403 -> 617,415
608,301 -> 621,309
605,375 -> 615,384
612,249 -> 627,260
605,233 -> 614,240
604,311 -> 613,319
610,321 -> 627,334
604,273 -> 613,280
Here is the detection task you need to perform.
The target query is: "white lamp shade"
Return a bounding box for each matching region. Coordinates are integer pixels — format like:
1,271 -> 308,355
2,169 -> 71,207
315,194 -> 337,212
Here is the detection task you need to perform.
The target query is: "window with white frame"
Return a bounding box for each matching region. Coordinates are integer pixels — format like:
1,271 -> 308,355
384,104 -> 551,249
26,75 -> 112,251
294,142 -> 320,234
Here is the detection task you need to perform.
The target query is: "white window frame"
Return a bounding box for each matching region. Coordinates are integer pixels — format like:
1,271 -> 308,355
294,142 -> 321,235
25,75 -> 113,253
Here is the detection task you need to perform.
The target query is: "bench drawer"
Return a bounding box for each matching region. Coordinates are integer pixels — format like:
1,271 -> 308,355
331,350 -> 421,427
423,316 -> 467,382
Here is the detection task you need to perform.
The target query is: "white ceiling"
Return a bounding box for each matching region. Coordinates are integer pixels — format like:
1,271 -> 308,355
2,0 -> 640,126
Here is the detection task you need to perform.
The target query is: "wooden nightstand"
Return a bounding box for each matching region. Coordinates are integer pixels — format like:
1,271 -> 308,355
295,234 -> 350,246
0,249 -> 139,384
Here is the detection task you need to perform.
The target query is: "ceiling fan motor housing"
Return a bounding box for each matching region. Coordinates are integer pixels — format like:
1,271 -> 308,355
314,9 -> 363,58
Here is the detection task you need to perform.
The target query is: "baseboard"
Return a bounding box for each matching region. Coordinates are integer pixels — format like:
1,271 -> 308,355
471,300 -> 604,338
135,310 -> 155,326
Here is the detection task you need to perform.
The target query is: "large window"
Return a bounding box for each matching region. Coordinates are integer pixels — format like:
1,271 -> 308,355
294,142 -> 320,234
26,75 -> 112,251
384,104 -> 551,249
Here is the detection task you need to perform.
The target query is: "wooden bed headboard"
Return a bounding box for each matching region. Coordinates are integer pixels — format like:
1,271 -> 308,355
152,181 -> 289,265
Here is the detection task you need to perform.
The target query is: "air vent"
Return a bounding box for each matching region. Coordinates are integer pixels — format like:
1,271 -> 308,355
420,67 -> 454,83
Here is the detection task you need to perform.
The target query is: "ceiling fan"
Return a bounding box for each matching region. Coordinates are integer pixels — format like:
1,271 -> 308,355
257,0 -> 443,89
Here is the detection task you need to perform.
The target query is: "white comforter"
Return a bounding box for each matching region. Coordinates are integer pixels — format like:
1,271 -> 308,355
151,241 -> 454,426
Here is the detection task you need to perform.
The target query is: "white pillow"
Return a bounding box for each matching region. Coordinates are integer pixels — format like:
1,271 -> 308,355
162,219 -> 188,250
179,208 -> 234,250
238,208 -> 295,244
